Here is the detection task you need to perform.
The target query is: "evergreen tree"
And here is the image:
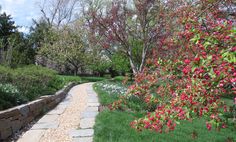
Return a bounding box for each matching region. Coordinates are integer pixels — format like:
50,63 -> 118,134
0,12 -> 16,63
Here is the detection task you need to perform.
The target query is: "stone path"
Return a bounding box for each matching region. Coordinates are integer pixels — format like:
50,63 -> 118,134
17,83 -> 99,142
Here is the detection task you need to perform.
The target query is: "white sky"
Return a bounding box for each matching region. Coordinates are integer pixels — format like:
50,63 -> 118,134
0,0 -> 41,33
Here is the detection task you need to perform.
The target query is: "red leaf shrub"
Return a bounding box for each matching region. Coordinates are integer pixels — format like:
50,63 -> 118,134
111,3 -> 236,132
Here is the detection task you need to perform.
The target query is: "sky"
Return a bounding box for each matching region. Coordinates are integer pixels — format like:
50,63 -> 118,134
0,0 -> 41,33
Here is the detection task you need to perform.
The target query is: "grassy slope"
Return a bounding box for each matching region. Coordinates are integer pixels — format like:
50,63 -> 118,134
93,81 -> 236,142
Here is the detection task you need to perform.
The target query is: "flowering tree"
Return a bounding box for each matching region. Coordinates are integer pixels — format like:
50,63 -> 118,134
38,28 -> 89,75
86,0 -> 174,75
111,0 -> 236,132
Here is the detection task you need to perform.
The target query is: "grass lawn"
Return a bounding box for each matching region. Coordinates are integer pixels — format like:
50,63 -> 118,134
80,76 -> 107,83
57,75 -> 107,85
57,75 -> 82,85
93,80 -> 236,142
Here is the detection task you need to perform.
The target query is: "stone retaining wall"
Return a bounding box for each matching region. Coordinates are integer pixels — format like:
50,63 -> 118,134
0,82 -> 76,140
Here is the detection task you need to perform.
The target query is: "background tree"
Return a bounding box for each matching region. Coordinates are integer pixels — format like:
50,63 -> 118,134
38,27 -> 89,75
10,33 -> 36,67
0,12 -> 16,64
39,0 -> 79,28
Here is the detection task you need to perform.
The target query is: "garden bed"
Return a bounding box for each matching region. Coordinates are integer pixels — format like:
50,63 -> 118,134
0,65 -> 82,110
93,80 -> 236,142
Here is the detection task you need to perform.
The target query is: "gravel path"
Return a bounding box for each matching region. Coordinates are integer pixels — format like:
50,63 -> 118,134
17,83 -> 98,142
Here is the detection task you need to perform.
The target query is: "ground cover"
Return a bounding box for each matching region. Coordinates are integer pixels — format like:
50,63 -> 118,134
93,80 -> 236,142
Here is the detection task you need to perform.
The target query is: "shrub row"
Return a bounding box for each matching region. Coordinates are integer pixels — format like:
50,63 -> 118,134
0,65 -> 61,110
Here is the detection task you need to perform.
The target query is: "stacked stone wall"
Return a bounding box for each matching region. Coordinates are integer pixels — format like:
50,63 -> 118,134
0,83 -> 76,140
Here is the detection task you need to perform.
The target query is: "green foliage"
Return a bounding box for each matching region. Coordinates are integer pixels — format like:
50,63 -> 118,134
38,28 -> 89,75
113,76 -> 126,81
0,65 -> 59,102
0,83 -> 26,110
94,82 -> 121,105
81,76 -> 107,83
89,55 -> 111,76
0,12 -> 17,65
29,19 -> 53,49
0,12 -> 36,67
111,53 -> 130,74
0,12 -> 16,38
0,66 -> 88,110
57,75 -> 81,86
9,33 -> 36,67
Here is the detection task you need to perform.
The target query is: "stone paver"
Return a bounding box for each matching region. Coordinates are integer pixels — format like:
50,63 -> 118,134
81,111 -> 99,119
88,97 -> 98,102
73,137 -> 93,142
31,122 -> 59,130
18,130 -> 45,142
80,118 -> 95,129
37,114 -> 59,123
85,107 -> 98,112
71,83 -> 100,142
88,102 -> 100,107
69,129 -> 94,138
47,105 -> 67,115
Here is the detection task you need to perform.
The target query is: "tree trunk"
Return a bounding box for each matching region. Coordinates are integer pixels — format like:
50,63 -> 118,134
109,67 -> 117,78
139,46 -> 148,72
0,48 -> 3,64
128,48 -> 138,75
73,66 -> 79,76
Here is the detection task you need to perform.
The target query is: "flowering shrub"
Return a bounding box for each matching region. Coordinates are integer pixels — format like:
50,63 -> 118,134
0,84 -> 26,110
0,83 -> 19,94
111,12 -> 235,132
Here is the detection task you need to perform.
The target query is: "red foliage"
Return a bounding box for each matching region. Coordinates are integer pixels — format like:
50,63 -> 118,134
112,0 -> 235,133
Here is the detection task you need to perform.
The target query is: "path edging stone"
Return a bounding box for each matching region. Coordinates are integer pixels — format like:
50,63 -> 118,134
71,84 -> 99,142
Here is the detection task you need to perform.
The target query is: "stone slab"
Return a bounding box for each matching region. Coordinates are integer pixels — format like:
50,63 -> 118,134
87,92 -> 96,96
11,120 -> 23,133
0,119 -> 11,130
0,127 -> 12,139
80,118 -> 95,129
85,107 -> 98,112
0,108 -> 20,119
60,97 -> 72,105
18,105 -> 29,117
18,130 -> 45,142
88,98 -> 99,103
87,92 -> 96,95
31,122 -> 59,130
88,103 -> 100,107
37,115 -> 59,123
69,129 -> 94,138
47,105 -> 67,115
73,137 -> 93,142
81,112 -> 98,119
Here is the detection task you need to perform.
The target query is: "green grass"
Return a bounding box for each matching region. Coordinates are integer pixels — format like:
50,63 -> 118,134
93,81 -> 236,142
113,76 -> 126,81
94,110 -> 236,142
57,75 -> 82,85
80,76 -> 107,83
93,82 -> 121,105
57,75 -> 106,86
